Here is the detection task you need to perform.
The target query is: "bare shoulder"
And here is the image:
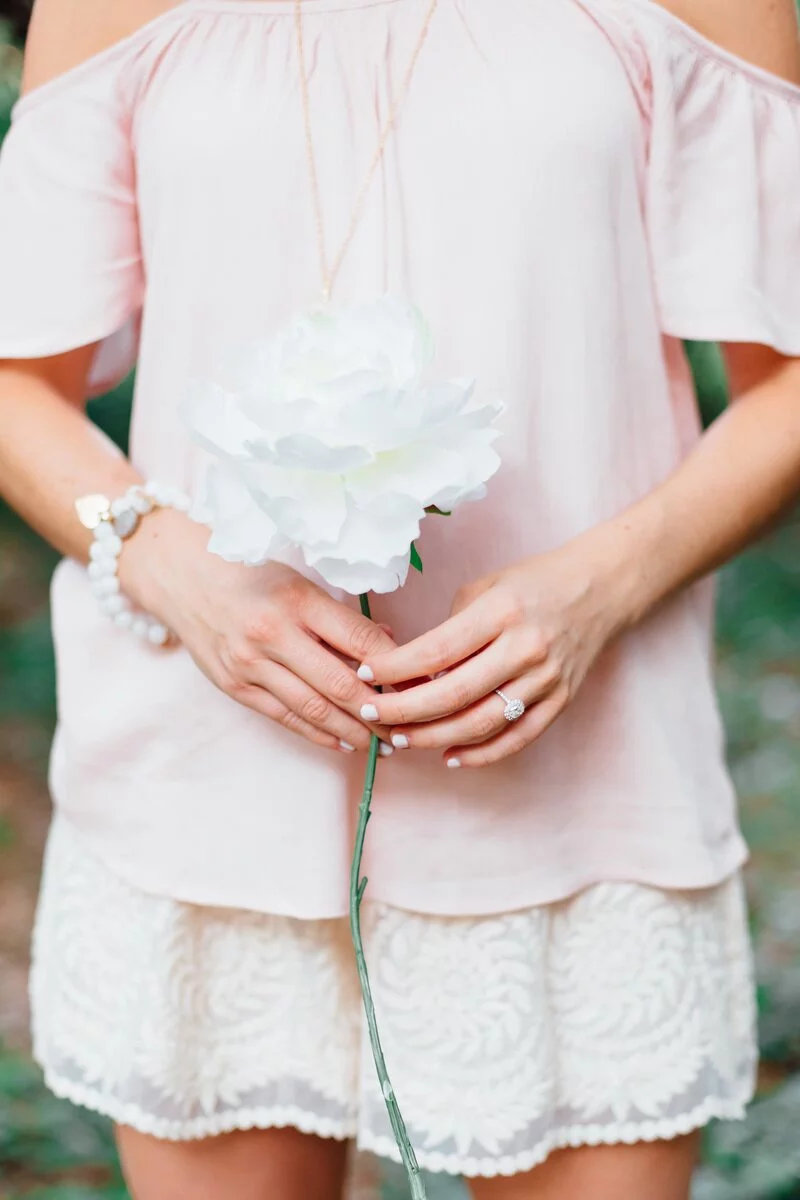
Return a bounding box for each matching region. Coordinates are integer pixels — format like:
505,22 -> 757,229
654,0 -> 800,83
21,0 -> 183,95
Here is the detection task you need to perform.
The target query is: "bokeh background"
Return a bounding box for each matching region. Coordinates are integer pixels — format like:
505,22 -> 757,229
1,7 -> 800,1199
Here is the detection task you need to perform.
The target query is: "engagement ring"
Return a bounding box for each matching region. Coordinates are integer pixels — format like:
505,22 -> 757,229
496,689 -> 525,722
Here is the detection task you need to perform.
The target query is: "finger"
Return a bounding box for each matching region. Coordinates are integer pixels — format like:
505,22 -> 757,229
445,688 -> 568,769
357,595 -> 506,687
307,593 -> 397,665
270,630 -> 394,734
235,683 -> 344,753
362,633 -> 547,727
249,660 -> 392,754
388,666 -> 560,751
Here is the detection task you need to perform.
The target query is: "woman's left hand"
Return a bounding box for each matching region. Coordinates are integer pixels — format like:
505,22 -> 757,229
357,539 -> 633,767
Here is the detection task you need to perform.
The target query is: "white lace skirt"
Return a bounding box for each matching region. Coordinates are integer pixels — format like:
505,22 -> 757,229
30,816 -> 757,1179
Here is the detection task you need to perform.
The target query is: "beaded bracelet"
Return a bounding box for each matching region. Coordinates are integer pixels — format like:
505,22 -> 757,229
76,482 -> 191,646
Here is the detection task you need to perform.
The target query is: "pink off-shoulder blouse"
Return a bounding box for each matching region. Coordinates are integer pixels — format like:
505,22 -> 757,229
1,0 -> 798,917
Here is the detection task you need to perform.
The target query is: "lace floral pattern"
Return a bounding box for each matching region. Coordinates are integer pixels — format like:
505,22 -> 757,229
31,817 -> 757,1179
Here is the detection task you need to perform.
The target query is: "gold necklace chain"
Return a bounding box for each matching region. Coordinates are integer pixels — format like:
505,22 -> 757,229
294,0 -> 439,305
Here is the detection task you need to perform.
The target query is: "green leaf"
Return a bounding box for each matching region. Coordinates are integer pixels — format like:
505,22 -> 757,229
424,506 -> 451,517
410,543 -> 423,573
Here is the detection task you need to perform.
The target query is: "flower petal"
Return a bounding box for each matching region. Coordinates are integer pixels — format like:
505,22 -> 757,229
246,433 -> 373,473
181,381 -> 261,458
303,494 -> 422,594
346,443 -> 467,508
191,462 -> 280,566
308,551 -> 412,595
182,296 -> 503,587
423,429 -> 503,510
247,465 -> 348,546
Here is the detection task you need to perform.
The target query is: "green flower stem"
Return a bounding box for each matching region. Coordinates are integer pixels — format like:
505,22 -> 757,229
352,593 -> 427,1200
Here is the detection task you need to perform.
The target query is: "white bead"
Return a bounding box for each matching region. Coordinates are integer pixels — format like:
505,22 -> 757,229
89,558 -> 116,580
94,576 -> 120,596
148,482 -> 168,506
129,490 -> 154,515
101,595 -> 126,616
88,482 -> 187,648
90,538 -> 116,560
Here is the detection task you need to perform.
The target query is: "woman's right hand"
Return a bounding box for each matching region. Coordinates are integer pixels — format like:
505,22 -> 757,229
119,508 -> 396,755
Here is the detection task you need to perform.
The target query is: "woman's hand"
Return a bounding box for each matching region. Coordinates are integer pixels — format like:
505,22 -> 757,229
357,536 -> 633,767
120,508 -> 396,755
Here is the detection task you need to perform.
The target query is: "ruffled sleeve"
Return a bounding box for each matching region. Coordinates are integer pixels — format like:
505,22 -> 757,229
0,49 -> 145,394
635,1 -> 800,354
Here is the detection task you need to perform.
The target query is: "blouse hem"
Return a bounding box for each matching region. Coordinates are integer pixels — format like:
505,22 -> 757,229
56,812 -> 750,921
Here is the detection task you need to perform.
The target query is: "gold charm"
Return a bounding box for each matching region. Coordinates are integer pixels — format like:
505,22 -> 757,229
75,493 -> 111,531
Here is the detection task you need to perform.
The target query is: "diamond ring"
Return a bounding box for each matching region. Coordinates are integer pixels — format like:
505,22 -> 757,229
496,689 -> 526,722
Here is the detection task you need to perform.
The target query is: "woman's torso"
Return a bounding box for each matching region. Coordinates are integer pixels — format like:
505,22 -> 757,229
9,0 -> 774,914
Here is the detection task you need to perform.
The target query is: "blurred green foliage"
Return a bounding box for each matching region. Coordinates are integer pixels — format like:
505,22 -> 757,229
0,1053 -> 126,1200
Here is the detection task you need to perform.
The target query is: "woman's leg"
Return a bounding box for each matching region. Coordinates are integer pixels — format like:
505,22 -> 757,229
468,1134 -> 700,1200
116,1124 -> 350,1200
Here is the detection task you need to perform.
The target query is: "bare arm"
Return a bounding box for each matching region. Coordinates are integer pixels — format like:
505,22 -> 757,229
0,351 -> 145,563
0,0 -> 394,755
593,0 -> 800,623
583,353 -> 800,628
1,0 -> 169,562
360,348 -> 800,760
353,0 -> 800,764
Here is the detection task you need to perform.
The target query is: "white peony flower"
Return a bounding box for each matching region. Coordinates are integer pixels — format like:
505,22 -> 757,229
182,296 -> 503,594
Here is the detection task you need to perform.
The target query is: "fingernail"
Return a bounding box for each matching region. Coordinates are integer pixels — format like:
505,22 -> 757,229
339,740 -> 356,754
379,743 -> 394,757
391,733 -> 410,750
360,704 -> 380,721
446,757 -> 462,770
357,664 -> 375,683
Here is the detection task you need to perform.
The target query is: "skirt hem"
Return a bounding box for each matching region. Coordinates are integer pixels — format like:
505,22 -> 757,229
39,1066 -> 752,1179
359,1094 -> 752,1178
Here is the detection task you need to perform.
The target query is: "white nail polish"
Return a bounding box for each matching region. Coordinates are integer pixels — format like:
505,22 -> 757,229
357,664 -> 375,683
379,743 -> 394,757
360,704 -> 379,721
391,734 -> 410,750
446,757 -> 462,769
339,740 -> 356,754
